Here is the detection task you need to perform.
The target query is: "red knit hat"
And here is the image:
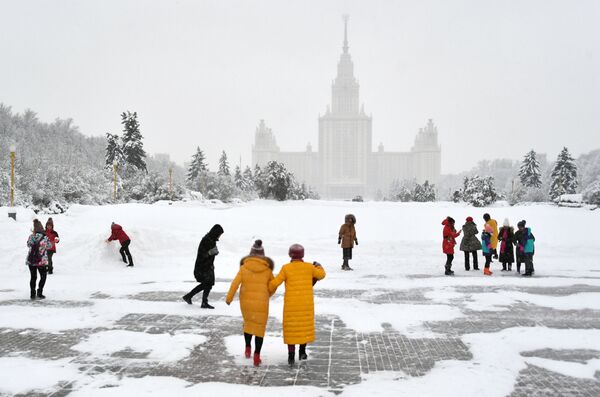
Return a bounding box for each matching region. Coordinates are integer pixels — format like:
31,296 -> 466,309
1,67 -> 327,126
466,216 -> 473,222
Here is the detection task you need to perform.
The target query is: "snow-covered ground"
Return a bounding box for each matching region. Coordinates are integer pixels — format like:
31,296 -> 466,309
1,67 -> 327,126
1,200 -> 599,396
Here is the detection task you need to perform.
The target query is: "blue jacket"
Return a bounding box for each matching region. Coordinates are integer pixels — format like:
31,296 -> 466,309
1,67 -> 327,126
481,232 -> 492,254
520,227 -> 535,254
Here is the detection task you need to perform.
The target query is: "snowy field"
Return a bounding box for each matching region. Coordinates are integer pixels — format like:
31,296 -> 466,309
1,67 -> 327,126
1,200 -> 600,396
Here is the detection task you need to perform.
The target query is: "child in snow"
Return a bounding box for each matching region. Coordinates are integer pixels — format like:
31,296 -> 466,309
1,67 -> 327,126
442,216 -> 461,275
107,222 -> 134,267
516,220 -> 536,277
269,244 -> 326,366
481,224 -> 493,275
27,219 -> 51,300
498,218 -> 515,272
45,218 -> 59,274
460,216 -> 480,271
483,213 -> 499,259
338,214 -> 358,270
182,224 -> 224,308
226,240 -> 275,367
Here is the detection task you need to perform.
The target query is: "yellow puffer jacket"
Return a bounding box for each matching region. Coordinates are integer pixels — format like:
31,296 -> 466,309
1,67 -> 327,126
269,260 -> 326,345
487,219 -> 499,249
226,255 -> 275,338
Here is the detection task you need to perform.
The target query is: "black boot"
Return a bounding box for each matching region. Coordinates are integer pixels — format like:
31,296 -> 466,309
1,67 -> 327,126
48,266 -> 53,274
201,301 -> 214,309
501,264 -> 507,271
444,266 -> 454,276
30,289 -> 36,300
37,289 -> 46,299
182,294 -> 192,305
299,345 -> 307,360
288,352 -> 295,366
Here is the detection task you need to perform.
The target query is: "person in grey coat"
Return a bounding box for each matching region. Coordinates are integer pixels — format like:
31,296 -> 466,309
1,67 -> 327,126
460,216 -> 481,271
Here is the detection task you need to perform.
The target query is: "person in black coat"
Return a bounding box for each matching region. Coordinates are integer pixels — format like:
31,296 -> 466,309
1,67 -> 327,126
182,224 -> 224,309
498,218 -> 515,271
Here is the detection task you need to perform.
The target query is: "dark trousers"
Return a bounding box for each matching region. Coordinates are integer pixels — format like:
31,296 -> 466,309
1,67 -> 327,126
288,344 -> 306,355
445,254 -> 454,270
524,253 -> 534,275
120,240 -> 134,265
464,251 -> 478,270
47,251 -> 55,273
484,254 -> 492,269
186,284 -> 212,303
29,265 -> 47,292
244,333 -> 264,354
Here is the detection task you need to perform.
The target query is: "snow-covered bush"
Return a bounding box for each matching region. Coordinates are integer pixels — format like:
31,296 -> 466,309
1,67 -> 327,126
462,175 -> 498,207
583,180 -> 600,206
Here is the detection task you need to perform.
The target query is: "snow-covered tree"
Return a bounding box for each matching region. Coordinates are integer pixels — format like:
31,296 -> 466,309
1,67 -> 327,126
413,180 -> 436,202
583,179 -> 600,206
519,150 -> 542,188
105,133 -> 123,169
257,161 -> 293,201
462,175 -> 498,207
186,147 -> 208,189
218,151 -> 230,177
388,179 -> 414,202
233,165 -> 244,189
549,147 -> 578,200
121,111 -> 147,172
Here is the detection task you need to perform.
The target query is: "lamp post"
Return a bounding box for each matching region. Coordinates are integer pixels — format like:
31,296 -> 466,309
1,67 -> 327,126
8,145 -> 16,220
113,161 -> 118,202
168,167 -> 173,200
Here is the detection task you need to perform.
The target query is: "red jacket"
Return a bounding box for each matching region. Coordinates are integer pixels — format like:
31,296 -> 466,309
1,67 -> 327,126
108,224 -> 130,244
442,219 -> 461,254
45,229 -> 59,252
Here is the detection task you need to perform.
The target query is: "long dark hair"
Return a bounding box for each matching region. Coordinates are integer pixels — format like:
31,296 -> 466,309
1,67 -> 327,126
33,219 -> 44,234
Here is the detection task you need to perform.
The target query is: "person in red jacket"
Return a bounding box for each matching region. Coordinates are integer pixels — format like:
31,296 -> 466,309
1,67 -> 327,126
442,216 -> 461,276
107,222 -> 134,267
45,218 -> 59,274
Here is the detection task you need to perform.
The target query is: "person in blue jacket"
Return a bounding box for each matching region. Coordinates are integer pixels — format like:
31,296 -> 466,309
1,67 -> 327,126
516,220 -> 536,277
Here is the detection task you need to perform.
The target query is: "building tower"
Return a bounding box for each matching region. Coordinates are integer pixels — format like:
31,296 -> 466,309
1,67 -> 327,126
411,119 -> 441,183
318,15 -> 372,198
251,119 -> 280,167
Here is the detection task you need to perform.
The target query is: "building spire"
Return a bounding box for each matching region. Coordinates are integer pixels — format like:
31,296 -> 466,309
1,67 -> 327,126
342,14 -> 349,54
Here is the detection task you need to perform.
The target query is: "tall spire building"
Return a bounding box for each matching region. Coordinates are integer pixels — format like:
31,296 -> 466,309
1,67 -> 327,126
252,17 -> 441,199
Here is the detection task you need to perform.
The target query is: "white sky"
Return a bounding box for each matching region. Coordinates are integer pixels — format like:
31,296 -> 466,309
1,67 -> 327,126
1,0 -> 599,173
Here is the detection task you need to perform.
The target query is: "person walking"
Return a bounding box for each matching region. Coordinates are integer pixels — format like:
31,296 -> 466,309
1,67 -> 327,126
498,218 -> 515,271
483,213 -> 499,259
107,222 -> 134,267
226,240 -> 275,367
269,244 -> 326,366
460,216 -> 480,271
182,224 -> 224,308
338,214 -> 358,271
44,218 -> 59,274
482,224 -> 494,275
442,217 -> 461,275
26,219 -> 51,300
516,220 -> 536,276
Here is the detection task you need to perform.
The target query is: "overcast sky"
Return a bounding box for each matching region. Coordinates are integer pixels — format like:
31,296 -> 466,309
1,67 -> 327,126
1,0 -> 599,173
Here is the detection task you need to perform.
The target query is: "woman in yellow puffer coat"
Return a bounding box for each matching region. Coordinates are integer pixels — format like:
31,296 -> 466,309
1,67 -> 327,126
226,240 -> 274,367
269,243 -> 326,366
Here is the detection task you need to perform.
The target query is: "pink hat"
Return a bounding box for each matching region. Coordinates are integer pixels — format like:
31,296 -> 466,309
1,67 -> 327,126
485,224 -> 494,233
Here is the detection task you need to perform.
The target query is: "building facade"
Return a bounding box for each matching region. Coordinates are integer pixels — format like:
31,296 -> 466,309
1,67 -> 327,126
252,17 -> 441,199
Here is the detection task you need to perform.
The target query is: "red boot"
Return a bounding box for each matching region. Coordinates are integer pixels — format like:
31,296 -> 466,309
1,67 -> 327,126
253,352 -> 262,367
245,346 -> 251,359
484,268 -> 493,276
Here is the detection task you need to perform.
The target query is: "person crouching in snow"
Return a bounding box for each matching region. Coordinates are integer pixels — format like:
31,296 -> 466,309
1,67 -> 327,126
482,224 -> 494,275
182,224 -> 224,308
45,218 -> 59,274
27,219 -> 51,300
498,218 -> 515,272
225,240 -> 275,367
107,222 -> 134,267
516,220 -> 536,277
442,217 -> 461,275
338,214 -> 358,270
269,244 -> 326,366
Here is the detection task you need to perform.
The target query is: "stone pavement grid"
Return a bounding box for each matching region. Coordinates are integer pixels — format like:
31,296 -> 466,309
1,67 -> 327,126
1,283 -> 600,396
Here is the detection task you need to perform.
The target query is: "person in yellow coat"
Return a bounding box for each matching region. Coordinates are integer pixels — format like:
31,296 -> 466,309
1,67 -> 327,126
226,240 -> 274,367
483,213 -> 499,259
269,243 -> 326,366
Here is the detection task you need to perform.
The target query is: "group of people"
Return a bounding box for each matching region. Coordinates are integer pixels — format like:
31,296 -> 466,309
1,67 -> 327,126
180,224 -> 326,367
25,218 -> 59,300
442,213 -> 536,277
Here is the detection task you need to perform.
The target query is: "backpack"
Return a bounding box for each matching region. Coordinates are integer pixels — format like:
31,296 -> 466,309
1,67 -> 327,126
27,237 -> 42,266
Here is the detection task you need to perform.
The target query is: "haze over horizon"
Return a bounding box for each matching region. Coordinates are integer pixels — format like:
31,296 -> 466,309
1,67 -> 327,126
1,0 -> 599,174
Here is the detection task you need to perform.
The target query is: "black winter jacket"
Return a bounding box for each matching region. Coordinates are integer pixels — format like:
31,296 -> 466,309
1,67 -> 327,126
193,224 -> 224,286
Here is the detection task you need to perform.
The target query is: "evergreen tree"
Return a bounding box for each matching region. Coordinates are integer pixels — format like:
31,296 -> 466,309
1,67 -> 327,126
218,150 -> 230,177
105,132 -> 123,169
549,147 -> 578,200
243,166 -> 254,190
260,161 -> 293,201
519,150 -> 542,188
413,180 -> 436,202
186,147 -> 208,188
233,165 -> 243,189
462,175 -> 498,207
121,111 -> 147,172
